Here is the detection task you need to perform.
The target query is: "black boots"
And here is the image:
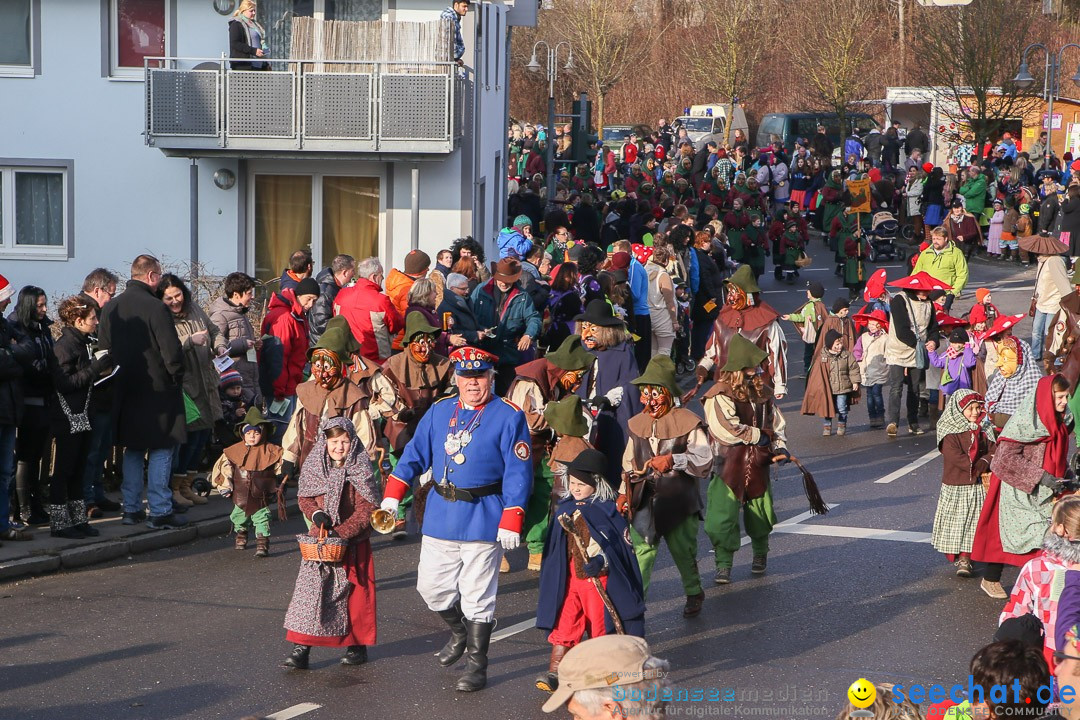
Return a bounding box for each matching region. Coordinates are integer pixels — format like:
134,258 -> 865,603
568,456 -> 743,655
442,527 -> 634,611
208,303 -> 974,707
435,603 -> 468,667
49,504 -> 84,539
455,619 -> 493,692
341,645 -> 367,665
283,644 -> 310,670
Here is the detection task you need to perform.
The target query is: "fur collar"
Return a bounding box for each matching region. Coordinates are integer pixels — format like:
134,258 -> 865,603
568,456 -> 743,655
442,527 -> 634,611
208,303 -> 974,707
1042,531 -> 1080,565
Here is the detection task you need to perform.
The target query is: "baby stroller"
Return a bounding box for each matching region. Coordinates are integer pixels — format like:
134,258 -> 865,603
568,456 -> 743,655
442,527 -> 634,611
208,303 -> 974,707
864,211 -> 907,263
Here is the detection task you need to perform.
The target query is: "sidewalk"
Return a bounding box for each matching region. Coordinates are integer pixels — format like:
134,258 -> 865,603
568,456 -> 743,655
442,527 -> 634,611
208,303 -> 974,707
0,494 -> 294,582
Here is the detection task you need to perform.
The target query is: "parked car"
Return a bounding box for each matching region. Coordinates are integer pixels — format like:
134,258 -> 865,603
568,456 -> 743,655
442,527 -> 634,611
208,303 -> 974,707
602,124 -> 653,162
756,112 -> 879,155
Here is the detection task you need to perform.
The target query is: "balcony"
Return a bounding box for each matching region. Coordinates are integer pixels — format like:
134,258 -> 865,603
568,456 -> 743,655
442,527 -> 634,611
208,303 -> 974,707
144,57 -> 467,156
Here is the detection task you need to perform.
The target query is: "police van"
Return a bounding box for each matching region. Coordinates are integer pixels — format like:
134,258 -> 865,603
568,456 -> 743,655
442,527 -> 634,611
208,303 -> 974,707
675,104 -> 750,147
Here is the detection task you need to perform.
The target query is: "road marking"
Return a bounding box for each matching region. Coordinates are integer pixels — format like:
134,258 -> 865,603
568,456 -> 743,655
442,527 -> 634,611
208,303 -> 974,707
774,524 -> 931,543
874,449 -> 939,484
739,504 -> 839,546
491,617 -> 536,643
266,704 -> 322,720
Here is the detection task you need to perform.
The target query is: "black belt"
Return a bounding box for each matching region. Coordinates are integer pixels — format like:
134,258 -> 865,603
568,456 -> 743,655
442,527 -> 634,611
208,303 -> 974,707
434,482 -> 502,502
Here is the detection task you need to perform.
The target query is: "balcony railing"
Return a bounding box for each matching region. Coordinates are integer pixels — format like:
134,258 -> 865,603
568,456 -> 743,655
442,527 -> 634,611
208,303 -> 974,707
144,57 -> 466,154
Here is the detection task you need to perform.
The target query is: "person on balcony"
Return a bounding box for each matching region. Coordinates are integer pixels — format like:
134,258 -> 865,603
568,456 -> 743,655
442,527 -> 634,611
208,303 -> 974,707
441,0 -> 469,67
229,0 -> 269,71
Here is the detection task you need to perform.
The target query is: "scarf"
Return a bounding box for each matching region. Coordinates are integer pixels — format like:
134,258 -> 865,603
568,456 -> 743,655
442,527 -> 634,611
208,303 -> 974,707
936,389 -> 994,462
986,337 -> 1041,417
1043,530 -> 1080,566
296,416 -> 379,524
1000,374 -> 1070,477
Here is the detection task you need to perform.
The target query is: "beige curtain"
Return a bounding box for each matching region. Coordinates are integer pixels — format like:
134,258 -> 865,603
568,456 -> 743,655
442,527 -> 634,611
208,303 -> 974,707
322,176 -> 379,263
254,175 -> 312,284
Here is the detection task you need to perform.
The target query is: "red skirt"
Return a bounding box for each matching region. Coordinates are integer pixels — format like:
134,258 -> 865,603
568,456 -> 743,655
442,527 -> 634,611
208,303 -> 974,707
286,540 -> 377,647
970,475 -> 1039,568
790,190 -> 808,211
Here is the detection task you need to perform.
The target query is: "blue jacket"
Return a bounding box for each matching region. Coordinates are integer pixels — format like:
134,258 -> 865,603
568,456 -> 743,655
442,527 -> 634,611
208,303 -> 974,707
536,496 -> 645,637
628,259 -> 649,315
471,278 -> 543,365
388,396 -> 532,541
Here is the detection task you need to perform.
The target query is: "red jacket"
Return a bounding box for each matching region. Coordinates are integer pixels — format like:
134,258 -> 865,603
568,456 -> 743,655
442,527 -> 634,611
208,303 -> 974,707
260,289 -> 309,400
333,277 -> 403,362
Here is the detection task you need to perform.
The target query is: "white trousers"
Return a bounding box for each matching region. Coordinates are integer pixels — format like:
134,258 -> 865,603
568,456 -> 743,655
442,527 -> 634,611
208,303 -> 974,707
416,535 -> 503,622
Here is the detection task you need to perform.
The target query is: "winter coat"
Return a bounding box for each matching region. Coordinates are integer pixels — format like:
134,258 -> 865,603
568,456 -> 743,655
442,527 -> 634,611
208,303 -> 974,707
309,267 -> 341,344
8,313 -> 55,403
50,326 -> 112,434
171,302 -> 226,431
1034,255 -> 1072,315
1061,197 -> 1080,256
260,289 -> 310,402
904,178 -> 924,217
863,130 -> 883,164
208,295 -> 261,406
928,344 -> 977,395
333,277 -> 404,363
572,204 -> 602,245
1038,192 -> 1061,235
823,349 -> 861,394
771,162 -> 790,202
437,290 -> 482,346
959,173 -> 988,216
904,128 -> 929,156
0,317 -> 24,426
99,280 -> 186,449
853,330 -> 888,386
911,242 -> 969,297
943,212 -> 981,247
471,278 -> 543,366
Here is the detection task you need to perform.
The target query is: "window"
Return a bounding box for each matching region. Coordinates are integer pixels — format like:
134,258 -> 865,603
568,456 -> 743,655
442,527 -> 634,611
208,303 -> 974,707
0,164 -> 71,258
0,0 -> 37,77
110,0 -> 168,78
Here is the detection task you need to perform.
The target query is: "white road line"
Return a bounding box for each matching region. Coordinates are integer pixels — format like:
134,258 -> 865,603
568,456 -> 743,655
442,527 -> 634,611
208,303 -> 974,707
739,504 -> 839,546
774,524 -> 931,543
491,617 -> 536,643
266,703 -> 322,720
874,449 -> 939,484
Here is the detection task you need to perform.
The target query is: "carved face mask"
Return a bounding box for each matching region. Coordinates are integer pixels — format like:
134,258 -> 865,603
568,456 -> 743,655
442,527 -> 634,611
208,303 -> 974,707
311,348 -> 344,390
409,334 -> 434,364
996,337 -> 1019,378
726,284 -> 748,311
581,322 -> 602,350
639,385 -> 673,419
558,369 -> 583,392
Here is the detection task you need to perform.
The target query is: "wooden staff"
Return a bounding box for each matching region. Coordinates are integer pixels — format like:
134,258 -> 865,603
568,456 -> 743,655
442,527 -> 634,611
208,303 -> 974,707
558,512 -> 625,635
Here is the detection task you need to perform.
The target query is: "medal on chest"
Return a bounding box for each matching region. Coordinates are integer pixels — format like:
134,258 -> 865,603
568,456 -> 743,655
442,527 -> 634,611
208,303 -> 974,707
444,406 -> 484,465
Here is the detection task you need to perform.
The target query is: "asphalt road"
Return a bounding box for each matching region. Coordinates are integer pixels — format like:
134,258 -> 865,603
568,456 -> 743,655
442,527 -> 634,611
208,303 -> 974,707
0,247 -> 1041,720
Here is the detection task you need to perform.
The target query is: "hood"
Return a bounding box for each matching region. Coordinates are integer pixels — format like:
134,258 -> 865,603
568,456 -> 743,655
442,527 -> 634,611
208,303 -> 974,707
268,288 -> 303,316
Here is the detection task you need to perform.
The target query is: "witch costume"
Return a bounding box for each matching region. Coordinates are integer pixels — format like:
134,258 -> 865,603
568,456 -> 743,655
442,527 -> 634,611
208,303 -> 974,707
283,417 -> 379,668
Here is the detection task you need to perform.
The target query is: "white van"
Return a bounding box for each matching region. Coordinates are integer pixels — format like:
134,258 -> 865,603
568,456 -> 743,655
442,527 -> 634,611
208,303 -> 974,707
676,104 -> 750,147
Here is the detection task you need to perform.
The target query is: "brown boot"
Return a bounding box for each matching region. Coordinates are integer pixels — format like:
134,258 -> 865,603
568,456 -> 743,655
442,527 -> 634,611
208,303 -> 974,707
182,473 -> 208,505
171,474 -> 193,507
255,535 -> 269,557
683,591 -> 704,618
235,530 -> 248,550
535,644 -> 569,693
499,556 -> 510,573
527,553 -> 542,571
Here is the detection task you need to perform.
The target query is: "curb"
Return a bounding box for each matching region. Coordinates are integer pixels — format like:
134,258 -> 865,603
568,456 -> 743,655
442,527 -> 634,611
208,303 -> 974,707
0,498 -> 299,583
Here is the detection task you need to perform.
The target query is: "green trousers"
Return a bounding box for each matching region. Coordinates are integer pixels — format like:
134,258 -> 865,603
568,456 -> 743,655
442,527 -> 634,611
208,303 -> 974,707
630,515 -> 702,597
523,459 -> 555,554
230,505 -> 271,537
704,477 -> 776,568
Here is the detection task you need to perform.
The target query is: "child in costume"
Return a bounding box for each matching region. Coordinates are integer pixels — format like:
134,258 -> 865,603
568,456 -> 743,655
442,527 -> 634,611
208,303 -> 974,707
211,407 -> 285,557
534,448 -> 645,694
929,327 -> 977,404
852,309 -> 889,429
216,368 -> 251,445
812,329 -> 861,436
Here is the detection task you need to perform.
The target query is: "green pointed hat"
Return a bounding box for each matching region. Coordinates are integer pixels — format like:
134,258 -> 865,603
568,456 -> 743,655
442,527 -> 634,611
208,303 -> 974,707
543,395 -> 590,438
546,334 -> 594,372
403,311 -> 441,343
323,315 -> 361,357
726,265 -> 760,294
720,333 -> 768,372
631,356 -> 681,397
235,405 -> 275,434
307,324 -> 350,362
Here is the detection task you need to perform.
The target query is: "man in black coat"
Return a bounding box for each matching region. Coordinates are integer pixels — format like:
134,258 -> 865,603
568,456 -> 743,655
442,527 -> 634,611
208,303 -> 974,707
0,277 -> 27,540
99,255 -> 188,529
691,141 -> 716,189
308,254 -> 355,345
883,121 -> 902,170
809,124 -> 834,163
904,123 -> 930,157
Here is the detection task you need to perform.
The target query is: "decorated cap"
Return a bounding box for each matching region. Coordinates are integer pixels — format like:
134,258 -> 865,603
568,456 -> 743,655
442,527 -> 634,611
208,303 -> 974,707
307,325 -> 350,362
720,333 -> 768,372
450,346 -> 499,376
863,268 -> 888,301
726,265 -> 761,294
887,271 -> 952,293
984,313 -> 1026,340
574,299 -> 625,327
512,214 -> 532,233
403,311 -> 441,343
853,308 -> 889,330
936,312 -> 969,329
543,395 -> 590,438
0,274 -> 14,303
324,315 -> 362,357
565,448 -> 607,487
219,368 -> 242,389
236,405 -> 275,435
631,356 -> 681,397
632,243 -> 653,266
546,334 -> 594,372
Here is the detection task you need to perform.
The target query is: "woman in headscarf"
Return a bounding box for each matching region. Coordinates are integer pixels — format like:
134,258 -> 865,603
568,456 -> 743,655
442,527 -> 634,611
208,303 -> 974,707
971,374 -> 1073,600
283,417 -> 379,669
985,331 -> 1042,431
931,390 -> 995,579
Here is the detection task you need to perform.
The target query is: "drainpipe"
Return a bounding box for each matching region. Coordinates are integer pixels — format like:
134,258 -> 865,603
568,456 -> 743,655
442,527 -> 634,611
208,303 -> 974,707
190,159 -> 199,277
411,164 -> 420,252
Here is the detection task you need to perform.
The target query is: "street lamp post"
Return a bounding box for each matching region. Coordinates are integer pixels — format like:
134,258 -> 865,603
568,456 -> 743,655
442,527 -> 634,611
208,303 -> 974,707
526,41 -> 573,203
1014,43 -> 1080,167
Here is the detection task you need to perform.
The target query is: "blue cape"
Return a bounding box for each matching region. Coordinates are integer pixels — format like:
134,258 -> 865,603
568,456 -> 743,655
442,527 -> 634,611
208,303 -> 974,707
575,341 -> 642,490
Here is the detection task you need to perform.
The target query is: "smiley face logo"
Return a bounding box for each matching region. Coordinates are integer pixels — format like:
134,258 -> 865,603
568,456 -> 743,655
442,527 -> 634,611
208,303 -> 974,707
847,678 -> 876,709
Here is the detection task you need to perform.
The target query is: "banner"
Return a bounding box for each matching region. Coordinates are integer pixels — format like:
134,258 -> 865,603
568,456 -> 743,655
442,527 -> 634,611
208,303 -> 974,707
847,179 -> 872,214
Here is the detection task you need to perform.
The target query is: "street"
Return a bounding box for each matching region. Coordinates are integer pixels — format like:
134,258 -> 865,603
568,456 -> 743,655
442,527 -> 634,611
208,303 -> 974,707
0,249 -> 1038,720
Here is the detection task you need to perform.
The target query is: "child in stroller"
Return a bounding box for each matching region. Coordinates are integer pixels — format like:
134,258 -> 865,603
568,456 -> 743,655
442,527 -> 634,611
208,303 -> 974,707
864,211 -> 908,262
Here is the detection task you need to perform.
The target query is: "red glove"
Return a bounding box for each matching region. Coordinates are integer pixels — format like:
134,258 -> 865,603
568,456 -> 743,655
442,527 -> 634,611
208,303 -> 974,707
648,454 -> 674,474
616,494 -> 629,514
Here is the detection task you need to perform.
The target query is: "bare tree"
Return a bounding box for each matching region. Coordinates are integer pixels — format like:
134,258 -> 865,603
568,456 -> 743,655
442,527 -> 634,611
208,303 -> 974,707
681,0 -> 767,144
913,0 -> 1043,157
788,0 -> 880,129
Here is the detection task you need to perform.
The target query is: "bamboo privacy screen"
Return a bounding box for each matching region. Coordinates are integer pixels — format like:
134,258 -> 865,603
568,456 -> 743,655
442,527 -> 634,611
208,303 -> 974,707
289,17 -> 453,71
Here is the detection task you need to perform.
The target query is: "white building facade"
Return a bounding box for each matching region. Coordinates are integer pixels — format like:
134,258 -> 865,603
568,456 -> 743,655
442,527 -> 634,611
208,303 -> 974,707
0,0 -> 531,295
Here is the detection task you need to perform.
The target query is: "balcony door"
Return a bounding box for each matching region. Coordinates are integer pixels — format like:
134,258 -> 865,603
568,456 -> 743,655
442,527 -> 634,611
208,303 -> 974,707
261,0 -> 382,60
251,173 -> 380,285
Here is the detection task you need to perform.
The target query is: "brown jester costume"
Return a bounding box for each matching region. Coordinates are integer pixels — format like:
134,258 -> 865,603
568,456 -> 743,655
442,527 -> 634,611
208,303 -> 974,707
507,334 -> 595,570
620,356 -> 712,618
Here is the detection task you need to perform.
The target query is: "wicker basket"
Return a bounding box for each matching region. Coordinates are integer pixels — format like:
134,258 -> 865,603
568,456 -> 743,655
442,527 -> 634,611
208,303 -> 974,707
795,252 -> 813,269
297,528 -> 348,563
